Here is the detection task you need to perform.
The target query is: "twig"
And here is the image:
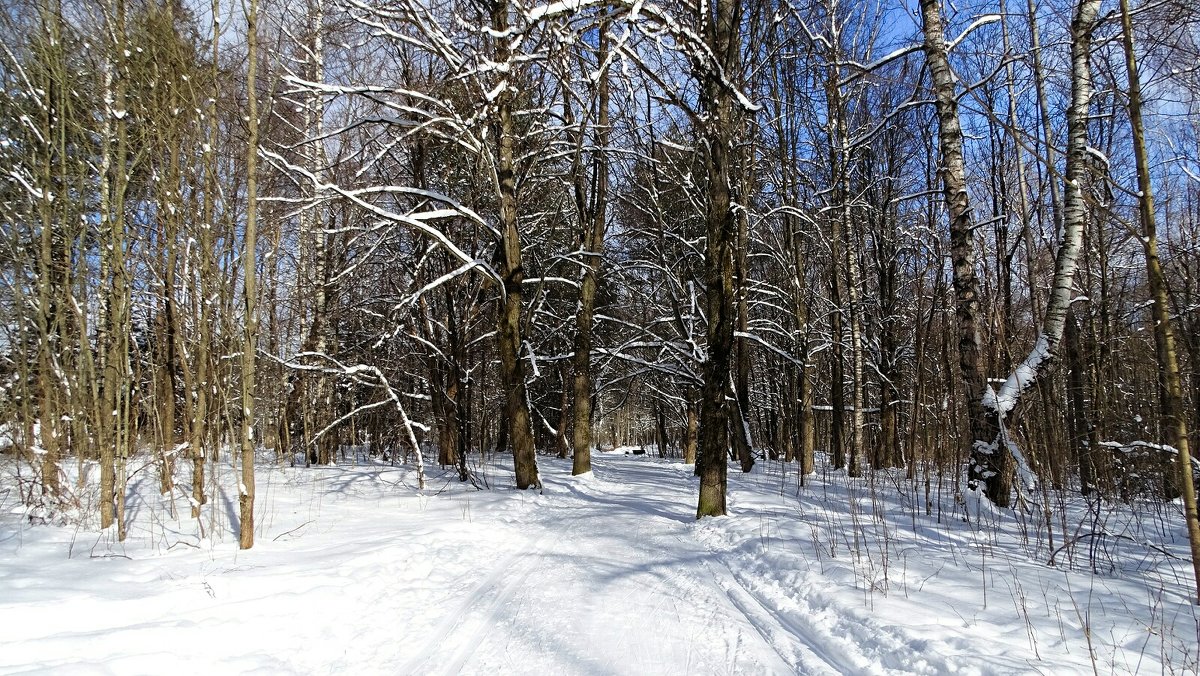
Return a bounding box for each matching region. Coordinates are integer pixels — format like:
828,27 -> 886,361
1048,531 -> 1182,567
271,520 -> 314,542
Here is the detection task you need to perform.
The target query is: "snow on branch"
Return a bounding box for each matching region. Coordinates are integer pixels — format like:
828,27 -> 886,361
272,351 -> 427,489
6,170 -> 48,202
260,147 -> 502,290
1100,441 -> 1200,470
946,15 -> 1001,53
838,44 -> 923,87
527,0 -> 759,113
982,334 -> 1049,418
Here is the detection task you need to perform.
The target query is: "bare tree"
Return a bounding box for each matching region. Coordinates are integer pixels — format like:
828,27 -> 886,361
922,0 -> 1100,506
695,0 -> 746,518
1118,0 -> 1200,601
569,10 -> 611,477
240,0 -> 262,550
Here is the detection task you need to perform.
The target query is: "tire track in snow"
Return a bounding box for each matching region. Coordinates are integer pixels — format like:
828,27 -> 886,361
395,541 -> 530,675
404,457 -> 883,675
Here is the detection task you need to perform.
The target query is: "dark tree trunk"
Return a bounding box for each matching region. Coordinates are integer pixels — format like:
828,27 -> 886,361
696,0 -> 742,518
1065,310 -> 1095,495
568,12 -> 610,477
492,0 -> 538,490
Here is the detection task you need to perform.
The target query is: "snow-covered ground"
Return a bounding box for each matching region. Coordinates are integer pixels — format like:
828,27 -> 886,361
1,450 -> 1197,674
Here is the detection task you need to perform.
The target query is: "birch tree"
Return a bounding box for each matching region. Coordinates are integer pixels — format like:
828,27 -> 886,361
922,0 -> 1100,506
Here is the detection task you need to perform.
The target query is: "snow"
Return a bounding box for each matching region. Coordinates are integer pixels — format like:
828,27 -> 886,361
946,15 -> 1002,53
1,451 -> 1197,674
983,334 -> 1049,418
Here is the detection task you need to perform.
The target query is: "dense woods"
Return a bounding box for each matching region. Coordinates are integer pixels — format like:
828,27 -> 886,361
2,0 -> 1200,584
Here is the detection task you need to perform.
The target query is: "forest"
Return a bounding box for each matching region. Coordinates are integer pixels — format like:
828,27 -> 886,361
3,0 -> 1200,658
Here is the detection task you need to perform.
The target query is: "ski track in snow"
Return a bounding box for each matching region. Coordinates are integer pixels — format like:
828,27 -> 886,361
402,515 -> 559,675
702,555 -> 850,675
1,451 -> 1197,674
398,465 -> 806,675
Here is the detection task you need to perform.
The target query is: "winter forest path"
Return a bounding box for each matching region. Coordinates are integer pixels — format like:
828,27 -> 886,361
399,453 -> 857,675
3,451 -> 1189,674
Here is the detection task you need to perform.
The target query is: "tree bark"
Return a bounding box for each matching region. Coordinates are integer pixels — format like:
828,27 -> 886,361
696,0 -> 742,518
555,367 -> 569,460
240,0 -> 260,550
973,0 -> 1100,502
298,0 -> 333,466
733,153 -> 754,473
1119,0 -> 1200,602
920,0 -> 1002,502
492,0 -> 539,490
191,0 -> 220,517
1065,310 -> 1095,495
830,268 -> 846,471
846,219 -> 866,477
656,403 -> 670,458
684,395 -> 698,465
571,15 -> 610,476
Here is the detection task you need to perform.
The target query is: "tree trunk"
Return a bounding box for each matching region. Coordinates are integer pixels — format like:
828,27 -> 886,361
656,403 -> 670,458
781,365 -> 796,463
159,229 -> 179,495
191,0 -> 219,517
239,0 -> 260,550
492,0 -> 539,490
1119,0 -> 1200,602
570,17 -> 609,476
684,395 -> 698,465
799,360 -> 815,476
733,157 -> 754,473
1065,310 -> 1095,495
696,0 -> 742,518
1026,0 -> 1064,237
298,0 -> 333,467
830,279 -> 846,471
919,0 -> 1006,504
556,367 -> 570,459
973,0 -> 1100,503
846,222 -> 866,477
571,259 -> 599,473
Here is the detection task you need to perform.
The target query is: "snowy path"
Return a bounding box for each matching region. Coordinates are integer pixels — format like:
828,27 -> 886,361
2,450 -> 1197,674
400,459 -> 812,675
